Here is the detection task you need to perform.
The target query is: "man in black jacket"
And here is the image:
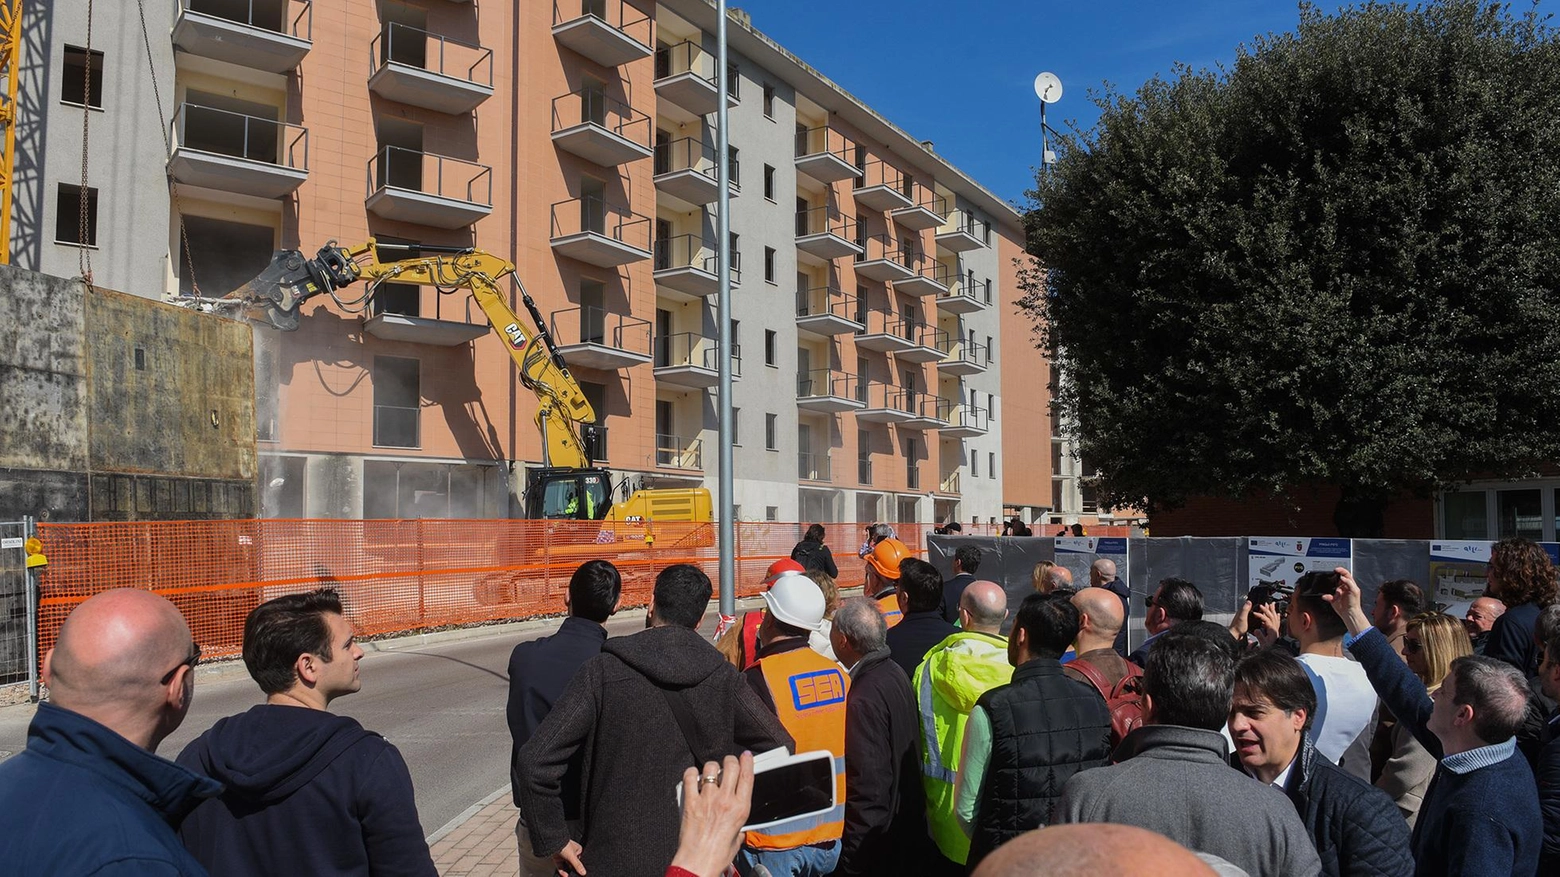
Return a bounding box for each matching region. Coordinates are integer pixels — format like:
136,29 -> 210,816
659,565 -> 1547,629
937,545 -> 982,623
1230,648 -> 1413,877
885,557 -> 957,678
518,564 -> 792,877
506,560 -> 621,876
831,596 -> 932,877
964,593 -> 1114,867
177,589 -> 436,877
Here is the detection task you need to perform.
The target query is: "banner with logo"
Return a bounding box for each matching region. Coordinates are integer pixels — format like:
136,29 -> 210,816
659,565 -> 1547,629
1428,540 -> 1560,611
1247,537 -> 1353,591
1055,536 -> 1129,589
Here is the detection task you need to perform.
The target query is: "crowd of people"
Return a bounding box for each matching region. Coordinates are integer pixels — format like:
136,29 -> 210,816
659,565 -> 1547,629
2,531 -> 1557,877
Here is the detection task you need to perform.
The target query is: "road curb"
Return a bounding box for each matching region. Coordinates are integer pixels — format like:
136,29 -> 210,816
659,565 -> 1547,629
427,784 -> 511,845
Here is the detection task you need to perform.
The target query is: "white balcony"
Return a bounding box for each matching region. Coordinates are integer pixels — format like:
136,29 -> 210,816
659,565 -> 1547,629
855,234 -> 916,283
855,383 -> 916,424
901,396 -> 952,431
795,287 -> 864,338
168,104 -> 308,199
939,404 -> 989,438
937,339 -> 989,376
173,0 -> 312,74
796,369 -> 865,413
551,0 -> 653,67
891,187 -> 948,231
551,90 -> 653,167
854,159 -> 914,212
796,207 -> 862,263
654,41 -> 738,119
362,313 -> 487,346
361,287 -> 488,346
894,260 -> 952,298
549,197 -> 653,267
550,306 -> 654,370
366,147 -> 492,228
653,235 -> 740,299
854,311 -> 918,354
936,274 -> 989,314
369,23 -> 494,115
654,333 -> 738,388
935,209 -> 989,252
795,125 -> 863,184
653,138 -> 728,210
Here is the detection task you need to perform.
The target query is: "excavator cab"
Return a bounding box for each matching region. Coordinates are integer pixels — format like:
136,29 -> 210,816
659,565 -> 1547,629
525,467 -> 613,520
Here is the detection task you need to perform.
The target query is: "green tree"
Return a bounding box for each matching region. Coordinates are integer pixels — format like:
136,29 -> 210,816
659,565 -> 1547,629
1022,0 -> 1560,536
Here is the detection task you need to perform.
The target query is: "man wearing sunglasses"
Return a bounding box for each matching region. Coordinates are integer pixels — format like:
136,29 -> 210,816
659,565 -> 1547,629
176,588 -> 436,877
0,588 -> 219,876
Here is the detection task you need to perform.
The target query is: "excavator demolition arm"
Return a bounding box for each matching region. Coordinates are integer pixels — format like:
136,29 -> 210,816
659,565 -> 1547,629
228,240 -> 711,524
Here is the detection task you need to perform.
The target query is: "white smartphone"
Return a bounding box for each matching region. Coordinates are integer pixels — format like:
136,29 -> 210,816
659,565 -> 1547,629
675,748 -> 837,833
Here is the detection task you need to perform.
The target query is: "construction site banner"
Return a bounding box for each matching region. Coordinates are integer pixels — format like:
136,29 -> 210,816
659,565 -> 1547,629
1247,537 -> 1353,591
27,519 -> 999,671
1054,536 -> 1129,588
1427,540 -> 1560,613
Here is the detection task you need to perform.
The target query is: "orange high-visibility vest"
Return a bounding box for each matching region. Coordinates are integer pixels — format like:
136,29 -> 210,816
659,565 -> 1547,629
874,591 -> 904,629
745,645 -> 849,850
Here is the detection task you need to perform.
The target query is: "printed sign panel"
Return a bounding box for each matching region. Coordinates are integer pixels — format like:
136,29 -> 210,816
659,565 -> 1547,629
1247,537 -> 1353,591
1428,540 -> 1560,611
1055,537 -> 1129,589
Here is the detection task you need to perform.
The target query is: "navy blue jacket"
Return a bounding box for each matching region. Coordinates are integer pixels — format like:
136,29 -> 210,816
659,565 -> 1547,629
1486,602 -> 1542,677
506,616 -> 608,810
0,701 -> 219,876
885,610 -> 957,679
937,572 -> 976,623
1539,712 -> 1560,874
1272,731 -> 1414,877
177,705 -> 435,877
1349,627 -> 1542,877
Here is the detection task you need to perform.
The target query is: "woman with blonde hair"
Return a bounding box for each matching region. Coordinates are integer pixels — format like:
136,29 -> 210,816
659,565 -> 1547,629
805,569 -> 840,661
1375,611 -> 1472,826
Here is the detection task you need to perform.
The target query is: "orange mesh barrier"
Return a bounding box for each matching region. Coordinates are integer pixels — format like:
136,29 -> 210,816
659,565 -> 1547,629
33,520 -> 1003,663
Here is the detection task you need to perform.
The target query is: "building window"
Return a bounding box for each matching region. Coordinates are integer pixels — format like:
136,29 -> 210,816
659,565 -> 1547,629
55,184 -> 97,246
763,164 -> 775,200
766,505 -> 779,522
765,413 -> 778,450
732,407 -> 741,446
985,336 -> 993,365
972,451 -> 979,478
581,381 -> 608,461
858,428 -> 872,484
763,83 -> 775,118
63,46 -> 105,108
373,356 -> 421,448
728,145 -> 740,187
989,452 -> 996,476
905,437 -> 919,489
764,247 -> 776,283
764,329 -> 777,366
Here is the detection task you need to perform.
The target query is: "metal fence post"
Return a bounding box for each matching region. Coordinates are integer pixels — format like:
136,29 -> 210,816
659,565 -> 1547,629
24,515 -> 39,702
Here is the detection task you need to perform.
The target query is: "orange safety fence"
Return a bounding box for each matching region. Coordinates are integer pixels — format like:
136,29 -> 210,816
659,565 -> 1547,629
33,519 -> 1016,665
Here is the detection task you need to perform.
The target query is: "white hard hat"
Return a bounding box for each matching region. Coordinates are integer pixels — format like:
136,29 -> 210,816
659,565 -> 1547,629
761,572 -> 826,631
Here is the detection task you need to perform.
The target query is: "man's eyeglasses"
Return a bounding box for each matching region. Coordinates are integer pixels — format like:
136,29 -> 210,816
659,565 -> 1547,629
1142,595 -> 1156,608
1403,638 -> 1423,655
159,642 -> 202,685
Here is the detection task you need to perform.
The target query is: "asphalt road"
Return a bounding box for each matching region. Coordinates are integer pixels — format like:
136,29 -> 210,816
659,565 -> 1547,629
0,600 -> 759,839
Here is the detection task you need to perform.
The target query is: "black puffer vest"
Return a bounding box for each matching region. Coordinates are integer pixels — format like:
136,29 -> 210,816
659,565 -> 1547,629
967,658 -> 1113,866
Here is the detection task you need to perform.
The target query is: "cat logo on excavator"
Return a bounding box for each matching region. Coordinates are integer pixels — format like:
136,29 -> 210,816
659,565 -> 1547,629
503,322 -> 526,349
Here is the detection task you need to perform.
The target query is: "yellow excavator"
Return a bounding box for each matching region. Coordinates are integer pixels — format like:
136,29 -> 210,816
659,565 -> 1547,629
231,239 -> 712,525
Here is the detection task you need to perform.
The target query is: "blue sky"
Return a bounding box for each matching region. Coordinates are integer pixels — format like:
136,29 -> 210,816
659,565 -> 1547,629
734,0 -> 1352,206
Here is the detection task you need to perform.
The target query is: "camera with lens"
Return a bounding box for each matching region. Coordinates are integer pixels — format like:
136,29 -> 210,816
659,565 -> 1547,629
1247,580 -> 1294,611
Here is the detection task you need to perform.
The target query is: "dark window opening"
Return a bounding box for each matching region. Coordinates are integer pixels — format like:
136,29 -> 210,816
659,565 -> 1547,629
55,184 -> 98,246
63,46 -> 104,108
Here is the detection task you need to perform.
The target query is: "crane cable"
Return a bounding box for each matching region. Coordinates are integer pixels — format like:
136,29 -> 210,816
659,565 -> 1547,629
133,0 -> 199,295
76,0 -> 91,282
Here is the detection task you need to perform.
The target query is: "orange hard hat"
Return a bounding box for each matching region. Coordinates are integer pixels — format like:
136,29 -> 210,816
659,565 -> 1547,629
866,538 -> 910,580
762,558 -> 806,585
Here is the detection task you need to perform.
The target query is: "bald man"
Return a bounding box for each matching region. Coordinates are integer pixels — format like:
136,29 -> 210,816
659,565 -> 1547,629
1089,559 -> 1131,656
0,589 -> 219,876
1064,587 -> 1136,696
913,581 -> 1014,871
970,824 -> 1219,877
1464,596 -> 1506,655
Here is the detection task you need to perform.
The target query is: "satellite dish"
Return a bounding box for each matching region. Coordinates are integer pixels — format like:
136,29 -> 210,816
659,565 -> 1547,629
1033,72 -> 1063,104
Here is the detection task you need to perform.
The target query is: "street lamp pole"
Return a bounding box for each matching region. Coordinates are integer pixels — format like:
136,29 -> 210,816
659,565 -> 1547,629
715,0 -> 736,620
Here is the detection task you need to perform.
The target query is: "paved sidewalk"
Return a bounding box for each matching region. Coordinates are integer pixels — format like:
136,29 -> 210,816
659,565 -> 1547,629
430,789 -> 521,877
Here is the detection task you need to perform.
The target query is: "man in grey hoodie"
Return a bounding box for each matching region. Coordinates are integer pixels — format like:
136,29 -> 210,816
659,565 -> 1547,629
518,564 -> 793,877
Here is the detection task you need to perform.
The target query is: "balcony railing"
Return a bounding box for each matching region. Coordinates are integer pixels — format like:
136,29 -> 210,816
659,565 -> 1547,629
174,103 -> 307,168
372,21 -> 493,87
170,103 -> 308,198
853,158 -> 914,212
551,89 -> 652,165
373,404 -> 420,449
794,124 -> 862,183
548,306 -> 653,369
654,331 -> 741,375
937,337 -> 988,373
184,0 -> 312,36
655,433 -> 703,470
654,136 -> 716,178
551,0 -> 653,66
551,196 -> 651,250
367,146 -> 492,227
654,234 -> 741,286
797,368 -> 860,399
858,457 -> 873,485
936,208 -> 992,251
896,256 -> 954,297
799,451 -> 832,482
907,461 -> 921,490
855,233 -> 917,282
939,471 -> 961,494
891,180 -> 948,229
937,271 -> 989,312
796,205 -> 858,239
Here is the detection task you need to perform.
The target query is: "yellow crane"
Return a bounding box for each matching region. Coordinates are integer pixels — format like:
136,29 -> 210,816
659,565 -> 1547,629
0,0 -> 23,264
230,239 -> 713,524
